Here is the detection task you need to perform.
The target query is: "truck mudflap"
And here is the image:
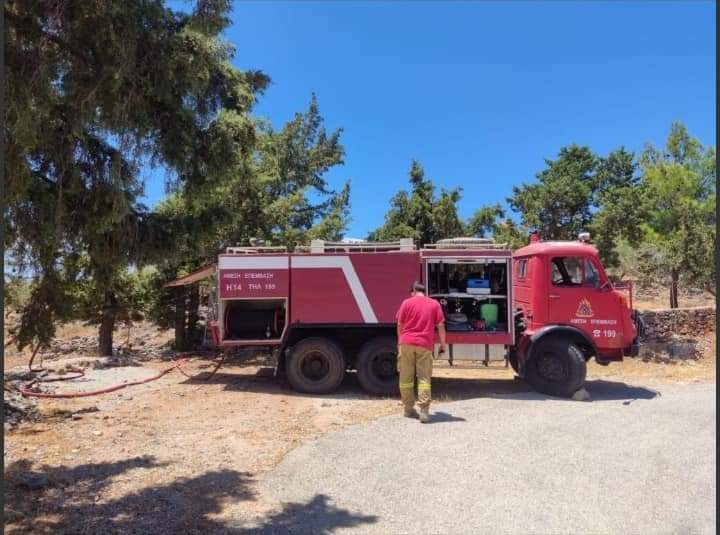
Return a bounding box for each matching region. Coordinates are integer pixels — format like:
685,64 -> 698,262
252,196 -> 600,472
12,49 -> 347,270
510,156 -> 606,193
623,309 -> 645,357
624,341 -> 640,357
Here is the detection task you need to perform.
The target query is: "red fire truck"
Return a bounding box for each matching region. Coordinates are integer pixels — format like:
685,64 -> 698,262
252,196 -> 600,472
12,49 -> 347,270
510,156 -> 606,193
209,235 -> 641,398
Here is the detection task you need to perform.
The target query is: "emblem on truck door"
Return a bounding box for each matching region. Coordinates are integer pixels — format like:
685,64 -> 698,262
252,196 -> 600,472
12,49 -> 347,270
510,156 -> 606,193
575,298 -> 594,318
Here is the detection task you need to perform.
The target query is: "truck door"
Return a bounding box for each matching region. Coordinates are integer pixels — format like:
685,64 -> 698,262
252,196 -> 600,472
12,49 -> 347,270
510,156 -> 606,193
546,255 -> 625,351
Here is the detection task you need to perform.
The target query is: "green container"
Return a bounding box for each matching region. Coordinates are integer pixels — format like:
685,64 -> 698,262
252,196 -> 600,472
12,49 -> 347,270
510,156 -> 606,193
480,303 -> 499,329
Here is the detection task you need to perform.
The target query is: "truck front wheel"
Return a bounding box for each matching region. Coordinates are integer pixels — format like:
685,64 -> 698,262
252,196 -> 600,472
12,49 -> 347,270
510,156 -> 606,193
286,337 -> 345,394
356,337 -> 399,395
526,337 -> 586,397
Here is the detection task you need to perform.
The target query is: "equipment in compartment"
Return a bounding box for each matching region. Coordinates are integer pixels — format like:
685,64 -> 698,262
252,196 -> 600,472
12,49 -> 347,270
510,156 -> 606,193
466,278 -> 490,295
429,259 -> 509,333
480,303 -> 499,329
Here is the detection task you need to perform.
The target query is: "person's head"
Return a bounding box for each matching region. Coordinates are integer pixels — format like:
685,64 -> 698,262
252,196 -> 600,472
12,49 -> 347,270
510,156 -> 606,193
410,281 -> 426,296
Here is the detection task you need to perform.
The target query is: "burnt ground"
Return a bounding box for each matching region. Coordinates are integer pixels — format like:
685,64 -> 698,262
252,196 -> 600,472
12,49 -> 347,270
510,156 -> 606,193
2,321 -> 716,534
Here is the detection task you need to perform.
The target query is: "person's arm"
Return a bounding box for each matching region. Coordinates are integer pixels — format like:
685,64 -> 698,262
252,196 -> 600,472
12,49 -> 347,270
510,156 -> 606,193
437,322 -> 447,354
396,302 -> 405,353
435,303 -> 447,353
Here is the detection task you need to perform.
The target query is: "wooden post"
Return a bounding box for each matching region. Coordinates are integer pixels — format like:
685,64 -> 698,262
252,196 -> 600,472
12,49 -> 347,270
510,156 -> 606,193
174,287 -> 187,350
187,284 -> 199,347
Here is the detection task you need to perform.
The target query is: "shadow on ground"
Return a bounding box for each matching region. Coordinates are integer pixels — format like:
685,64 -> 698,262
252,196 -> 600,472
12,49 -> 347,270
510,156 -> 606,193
427,411 -> 467,424
184,357 -> 662,405
4,457 -> 377,534
584,379 -> 661,401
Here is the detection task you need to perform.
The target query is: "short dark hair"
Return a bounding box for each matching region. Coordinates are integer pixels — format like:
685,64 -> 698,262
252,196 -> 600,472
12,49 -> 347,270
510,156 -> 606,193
410,281 -> 426,292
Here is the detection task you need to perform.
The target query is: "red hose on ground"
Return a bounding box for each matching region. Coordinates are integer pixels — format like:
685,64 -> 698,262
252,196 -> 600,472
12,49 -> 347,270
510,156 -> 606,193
173,351 -> 226,381
28,344 -> 43,372
26,343 -> 86,380
19,359 -> 188,399
19,350 -> 227,399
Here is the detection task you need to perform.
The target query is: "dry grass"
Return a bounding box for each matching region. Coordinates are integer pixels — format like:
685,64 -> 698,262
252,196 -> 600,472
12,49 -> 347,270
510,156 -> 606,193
633,286 -> 715,311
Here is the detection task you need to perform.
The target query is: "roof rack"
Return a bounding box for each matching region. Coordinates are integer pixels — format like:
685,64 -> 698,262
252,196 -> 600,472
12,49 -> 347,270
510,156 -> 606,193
225,246 -> 288,254
423,237 -> 508,250
295,238 -> 415,253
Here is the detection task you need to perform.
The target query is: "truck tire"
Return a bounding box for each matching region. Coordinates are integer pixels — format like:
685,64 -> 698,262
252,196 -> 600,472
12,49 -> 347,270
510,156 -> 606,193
286,337 -> 345,394
526,337 -> 586,397
356,337 -> 399,395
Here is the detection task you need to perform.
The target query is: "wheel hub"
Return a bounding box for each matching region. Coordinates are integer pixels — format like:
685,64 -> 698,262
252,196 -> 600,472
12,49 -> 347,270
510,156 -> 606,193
372,352 -> 397,380
302,352 -> 330,381
537,353 -> 566,382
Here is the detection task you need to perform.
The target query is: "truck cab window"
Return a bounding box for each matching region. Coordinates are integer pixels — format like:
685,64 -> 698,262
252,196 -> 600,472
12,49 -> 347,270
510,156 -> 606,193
517,259 -> 528,279
551,257 -> 583,286
584,259 -> 599,288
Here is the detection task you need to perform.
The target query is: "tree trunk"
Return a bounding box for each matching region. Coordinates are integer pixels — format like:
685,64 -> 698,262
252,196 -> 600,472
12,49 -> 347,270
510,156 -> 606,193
187,285 -> 199,347
98,292 -> 116,356
174,287 -> 187,351
669,269 -> 679,309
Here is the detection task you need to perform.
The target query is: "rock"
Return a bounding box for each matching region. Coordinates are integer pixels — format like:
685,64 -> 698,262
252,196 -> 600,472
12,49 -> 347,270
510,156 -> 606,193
572,388 -> 592,402
92,430 -> 103,437
94,357 -> 112,370
19,474 -> 49,491
669,341 -> 697,359
71,414 -> 83,420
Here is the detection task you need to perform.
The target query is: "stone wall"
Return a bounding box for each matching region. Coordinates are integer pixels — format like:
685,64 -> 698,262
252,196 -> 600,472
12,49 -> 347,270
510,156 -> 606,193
639,306 -> 715,341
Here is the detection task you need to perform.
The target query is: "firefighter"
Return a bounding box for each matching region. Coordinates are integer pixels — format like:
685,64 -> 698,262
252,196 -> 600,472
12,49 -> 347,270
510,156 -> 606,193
395,281 -> 447,423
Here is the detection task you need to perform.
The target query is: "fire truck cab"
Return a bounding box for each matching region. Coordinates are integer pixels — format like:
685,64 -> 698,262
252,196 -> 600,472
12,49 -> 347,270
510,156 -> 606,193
510,233 -> 639,396
210,235 -> 640,398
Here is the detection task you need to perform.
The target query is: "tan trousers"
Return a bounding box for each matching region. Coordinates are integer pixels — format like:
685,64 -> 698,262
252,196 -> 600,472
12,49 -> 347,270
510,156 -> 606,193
398,344 -> 433,410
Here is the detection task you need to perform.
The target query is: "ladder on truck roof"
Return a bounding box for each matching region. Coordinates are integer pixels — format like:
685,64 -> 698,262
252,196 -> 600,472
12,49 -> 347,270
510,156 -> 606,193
294,238 -> 416,253
225,246 -> 288,254
423,237 -> 508,250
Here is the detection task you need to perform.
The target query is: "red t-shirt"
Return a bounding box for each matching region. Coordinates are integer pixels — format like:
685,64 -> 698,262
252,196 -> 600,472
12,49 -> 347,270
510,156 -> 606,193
395,295 -> 445,351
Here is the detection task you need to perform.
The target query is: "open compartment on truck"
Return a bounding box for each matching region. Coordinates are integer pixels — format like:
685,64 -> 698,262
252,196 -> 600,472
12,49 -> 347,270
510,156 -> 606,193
425,257 -> 510,333
222,299 -> 287,341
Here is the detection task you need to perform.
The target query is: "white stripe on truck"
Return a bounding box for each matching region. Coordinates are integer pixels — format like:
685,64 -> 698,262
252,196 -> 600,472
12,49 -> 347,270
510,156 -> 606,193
291,256 -> 378,323
218,256 -> 289,269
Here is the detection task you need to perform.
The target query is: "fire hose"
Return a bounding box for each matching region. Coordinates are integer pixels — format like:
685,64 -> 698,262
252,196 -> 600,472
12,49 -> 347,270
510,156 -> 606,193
17,345 -> 227,399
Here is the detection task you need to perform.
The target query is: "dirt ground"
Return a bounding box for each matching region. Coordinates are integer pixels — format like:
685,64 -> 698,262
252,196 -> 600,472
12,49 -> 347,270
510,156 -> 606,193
3,323 -> 716,534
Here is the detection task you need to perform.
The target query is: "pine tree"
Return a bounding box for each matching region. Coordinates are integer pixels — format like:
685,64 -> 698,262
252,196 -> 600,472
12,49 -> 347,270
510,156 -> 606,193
4,0 -> 269,353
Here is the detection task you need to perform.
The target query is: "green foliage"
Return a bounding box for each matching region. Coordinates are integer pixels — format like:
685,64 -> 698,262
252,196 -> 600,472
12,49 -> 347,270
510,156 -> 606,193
3,276 -> 32,314
637,123 -> 715,305
466,204 -> 505,238
590,148 -> 645,266
251,95 -> 350,248
369,161 -> 465,245
4,0 -> 268,350
492,219 -> 529,250
508,145 -> 598,240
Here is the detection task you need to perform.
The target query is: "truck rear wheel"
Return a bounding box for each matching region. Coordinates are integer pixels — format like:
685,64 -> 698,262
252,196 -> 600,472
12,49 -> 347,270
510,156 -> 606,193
526,337 -> 586,397
286,337 -> 345,394
356,337 -> 399,395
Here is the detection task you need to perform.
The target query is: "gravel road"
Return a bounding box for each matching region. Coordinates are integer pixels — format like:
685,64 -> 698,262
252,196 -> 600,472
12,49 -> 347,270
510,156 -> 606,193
262,382 -> 716,535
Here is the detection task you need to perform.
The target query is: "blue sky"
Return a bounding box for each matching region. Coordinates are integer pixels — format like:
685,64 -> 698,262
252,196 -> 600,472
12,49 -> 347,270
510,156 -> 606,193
151,0 -> 716,239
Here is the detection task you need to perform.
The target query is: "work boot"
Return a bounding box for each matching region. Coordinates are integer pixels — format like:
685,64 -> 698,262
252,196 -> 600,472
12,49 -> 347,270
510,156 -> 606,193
419,408 -> 430,423
403,407 -> 419,419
